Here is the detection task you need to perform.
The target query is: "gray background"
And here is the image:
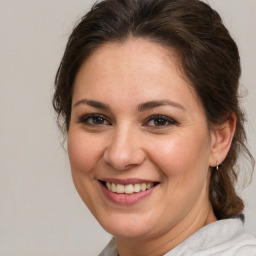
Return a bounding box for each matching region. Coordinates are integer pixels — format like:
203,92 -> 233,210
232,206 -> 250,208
0,0 -> 255,255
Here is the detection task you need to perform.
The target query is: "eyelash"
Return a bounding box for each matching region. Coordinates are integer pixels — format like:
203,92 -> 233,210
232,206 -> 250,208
143,115 -> 177,128
78,114 -> 177,128
79,114 -> 111,126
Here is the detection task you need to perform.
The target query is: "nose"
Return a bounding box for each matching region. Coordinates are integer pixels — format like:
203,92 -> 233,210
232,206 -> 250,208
103,126 -> 146,171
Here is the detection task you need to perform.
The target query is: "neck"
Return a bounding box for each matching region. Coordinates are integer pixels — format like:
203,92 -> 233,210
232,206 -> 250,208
115,193 -> 217,256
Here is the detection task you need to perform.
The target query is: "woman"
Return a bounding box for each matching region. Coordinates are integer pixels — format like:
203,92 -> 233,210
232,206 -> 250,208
53,0 -> 256,255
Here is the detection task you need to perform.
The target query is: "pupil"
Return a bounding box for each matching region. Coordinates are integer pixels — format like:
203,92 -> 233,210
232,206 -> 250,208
93,116 -> 104,124
154,118 -> 166,126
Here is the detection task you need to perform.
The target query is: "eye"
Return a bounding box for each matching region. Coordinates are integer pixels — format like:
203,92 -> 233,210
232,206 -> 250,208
144,115 -> 176,128
79,114 -> 111,126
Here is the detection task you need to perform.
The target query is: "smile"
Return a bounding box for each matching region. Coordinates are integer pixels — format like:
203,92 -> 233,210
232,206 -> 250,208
99,179 -> 160,205
105,182 -> 154,194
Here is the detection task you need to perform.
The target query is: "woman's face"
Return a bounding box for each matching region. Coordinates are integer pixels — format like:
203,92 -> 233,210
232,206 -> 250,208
68,39 -> 216,239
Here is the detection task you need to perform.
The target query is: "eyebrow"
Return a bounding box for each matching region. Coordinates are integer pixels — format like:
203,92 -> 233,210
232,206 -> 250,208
137,100 -> 185,112
73,99 -> 111,111
73,98 -> 185,111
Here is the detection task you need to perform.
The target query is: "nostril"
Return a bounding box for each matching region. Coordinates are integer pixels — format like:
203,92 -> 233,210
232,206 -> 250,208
102,132 -> 146,171
103,147 -> 146,171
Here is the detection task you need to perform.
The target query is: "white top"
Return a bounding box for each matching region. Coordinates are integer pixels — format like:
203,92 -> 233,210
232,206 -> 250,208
98,218 -> 256,256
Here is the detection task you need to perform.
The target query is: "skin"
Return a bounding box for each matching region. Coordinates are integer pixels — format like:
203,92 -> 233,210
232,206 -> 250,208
68,38 -> 235,256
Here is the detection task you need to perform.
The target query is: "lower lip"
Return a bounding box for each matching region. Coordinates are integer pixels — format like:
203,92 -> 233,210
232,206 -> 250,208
99,182 -> 157,205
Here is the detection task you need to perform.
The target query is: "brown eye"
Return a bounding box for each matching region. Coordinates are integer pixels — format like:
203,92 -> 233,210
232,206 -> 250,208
80,114 -> 111,126
91,116 -> 105,124
144,115 -> 176,128
153,118 -> 168,126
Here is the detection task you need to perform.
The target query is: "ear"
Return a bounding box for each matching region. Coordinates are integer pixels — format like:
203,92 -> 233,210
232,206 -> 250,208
209,113 -> 236,167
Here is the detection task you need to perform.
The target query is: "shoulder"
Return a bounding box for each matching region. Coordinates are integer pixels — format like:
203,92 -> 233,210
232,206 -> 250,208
98,219 -> 256,256
229,229 -> 256,256
165,218 -> 256,256
98,237 -> 118,256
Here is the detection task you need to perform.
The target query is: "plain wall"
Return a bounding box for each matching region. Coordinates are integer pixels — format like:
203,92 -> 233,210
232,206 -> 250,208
0,0 -> 255,255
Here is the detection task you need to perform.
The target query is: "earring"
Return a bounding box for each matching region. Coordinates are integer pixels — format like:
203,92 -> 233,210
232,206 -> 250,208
216,161 -> 220,170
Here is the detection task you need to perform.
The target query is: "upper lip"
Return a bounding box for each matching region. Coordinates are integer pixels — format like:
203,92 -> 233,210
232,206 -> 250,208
98,178 -> 160,185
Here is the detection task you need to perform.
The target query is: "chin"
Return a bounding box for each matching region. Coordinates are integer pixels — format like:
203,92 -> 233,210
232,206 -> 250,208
97,212 -> 156,239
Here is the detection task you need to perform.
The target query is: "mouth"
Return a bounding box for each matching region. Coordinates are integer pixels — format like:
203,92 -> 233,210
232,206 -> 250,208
99,180 -> 160,194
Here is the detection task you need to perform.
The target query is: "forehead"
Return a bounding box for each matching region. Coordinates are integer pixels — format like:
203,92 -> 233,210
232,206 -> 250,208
73,38 -> 202,112
76,38 -> 183,82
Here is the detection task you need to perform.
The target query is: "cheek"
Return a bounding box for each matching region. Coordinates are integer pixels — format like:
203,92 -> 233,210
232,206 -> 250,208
67,130 -> 103,176
67,130 -> 105,212
146,132 -> 211,221
147,131 -> 211,181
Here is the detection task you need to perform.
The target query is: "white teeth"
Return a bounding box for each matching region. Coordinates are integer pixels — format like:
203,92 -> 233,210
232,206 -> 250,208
134,184 -> 141,192
105,182 -> 154,194
116,184 -> 125,194
106,182 -> 111,190
125,184 -> 134,194
111,183 -> 117,192
141,183 -> 146,191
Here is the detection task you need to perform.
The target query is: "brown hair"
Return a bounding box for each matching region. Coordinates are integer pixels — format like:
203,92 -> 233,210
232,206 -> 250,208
53,0 -> 254,219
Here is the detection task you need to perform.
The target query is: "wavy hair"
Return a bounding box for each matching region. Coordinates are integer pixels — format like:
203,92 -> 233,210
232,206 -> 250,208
53,0 -> 254,219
